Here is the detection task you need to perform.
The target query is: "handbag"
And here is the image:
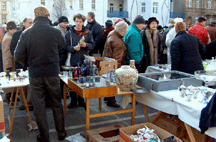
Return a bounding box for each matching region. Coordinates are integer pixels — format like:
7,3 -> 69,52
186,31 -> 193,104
65,31 -> 72,66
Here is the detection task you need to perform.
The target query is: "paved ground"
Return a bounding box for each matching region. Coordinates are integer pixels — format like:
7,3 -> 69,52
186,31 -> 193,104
2,94 -> 157,142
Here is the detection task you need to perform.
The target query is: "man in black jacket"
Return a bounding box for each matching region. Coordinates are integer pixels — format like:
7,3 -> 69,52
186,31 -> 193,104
65,13 -> 95,109
14,6 -> 66,142
86,12 -> 103,55
10,17 -> 33,111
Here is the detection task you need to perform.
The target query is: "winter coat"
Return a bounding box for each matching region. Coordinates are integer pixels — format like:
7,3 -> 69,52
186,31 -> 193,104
10,29 -> 27,70
171,31 -> 205,74
14,16 -> 66,77
188,22 -> 210,46
203,39 -> 216,60
103,30 -> 127,68
124,23 -> 143,65
103,26 -> 114,47
141,28 -> 162,69
199,92 -> 216,134
165,27 -> 176,64
206,25 -> 216,41
85,20 -> 103,55
65,26 -> 95,66
2,32 -> 15,72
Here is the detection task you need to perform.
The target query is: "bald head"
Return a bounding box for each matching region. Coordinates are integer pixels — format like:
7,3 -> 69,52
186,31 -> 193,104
115,21 -> 128,36
23,18 -> 33,29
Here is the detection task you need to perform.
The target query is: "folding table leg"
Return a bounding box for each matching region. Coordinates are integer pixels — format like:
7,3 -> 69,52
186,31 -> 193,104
63,84 -> 67,114
19,87 -> 35,132
142,104 -> 150,122
99,98 -> 102,111
9,88 -> 19,135
184,123 -> 196,142
151,111 -> 162,124
86,98 -> 90,130
131,93 -> 136,125
8,88 -> 15,115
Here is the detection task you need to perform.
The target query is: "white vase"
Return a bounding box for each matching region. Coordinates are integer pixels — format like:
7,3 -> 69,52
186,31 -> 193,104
115,65 -> 138,92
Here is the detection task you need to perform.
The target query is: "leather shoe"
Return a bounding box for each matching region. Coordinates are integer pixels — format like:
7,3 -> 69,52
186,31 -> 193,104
37,135 -> 50,142
58,131 -> 67,141
67,103 -> 77,109
3,93 -> 11,104
28,106 -> 33,111
19,105 -> 26,110
107,102 -> 120,107
78,102 -> 86,110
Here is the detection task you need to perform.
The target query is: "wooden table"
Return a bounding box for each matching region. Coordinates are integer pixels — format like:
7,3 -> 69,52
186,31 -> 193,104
67,77 -> 136,130
0,77 -> 35,135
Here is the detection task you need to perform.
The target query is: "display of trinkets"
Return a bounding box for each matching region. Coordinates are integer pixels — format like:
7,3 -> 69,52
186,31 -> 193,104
129,125 -> 160,142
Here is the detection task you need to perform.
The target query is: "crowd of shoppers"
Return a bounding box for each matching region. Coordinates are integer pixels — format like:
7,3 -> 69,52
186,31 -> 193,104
1,4 -> 216,141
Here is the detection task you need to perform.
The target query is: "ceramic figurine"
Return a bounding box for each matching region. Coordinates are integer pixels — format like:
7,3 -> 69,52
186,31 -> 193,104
115,65 -> 138,92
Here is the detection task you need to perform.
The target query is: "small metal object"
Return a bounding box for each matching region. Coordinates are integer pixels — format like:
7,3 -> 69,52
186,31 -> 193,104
131,87 -> 149,94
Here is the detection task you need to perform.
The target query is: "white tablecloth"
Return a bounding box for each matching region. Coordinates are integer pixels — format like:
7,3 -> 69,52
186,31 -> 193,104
134,89 -> 216,138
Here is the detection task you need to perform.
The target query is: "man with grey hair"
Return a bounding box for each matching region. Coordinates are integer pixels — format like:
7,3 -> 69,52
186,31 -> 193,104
10,17 -> 33,111
103,21 -> 128,107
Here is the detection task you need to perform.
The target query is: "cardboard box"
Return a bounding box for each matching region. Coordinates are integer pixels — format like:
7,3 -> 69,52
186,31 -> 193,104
94,57 -> 118,75
0,96 -> 4,123
119,122 -> 182,142
153,112 -> 186,139
86,124 -> 125,142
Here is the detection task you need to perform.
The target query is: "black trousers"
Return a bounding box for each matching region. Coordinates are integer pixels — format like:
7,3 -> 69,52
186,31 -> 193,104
29,76 -> 65,142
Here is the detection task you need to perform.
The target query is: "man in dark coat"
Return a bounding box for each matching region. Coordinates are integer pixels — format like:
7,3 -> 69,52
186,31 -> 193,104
10,17 -> 33,111
202,39 -> 216,60
85,12 -> 103,55
65,13 -> 94,109
171,22 -> 205,74
14,6 -> 66,142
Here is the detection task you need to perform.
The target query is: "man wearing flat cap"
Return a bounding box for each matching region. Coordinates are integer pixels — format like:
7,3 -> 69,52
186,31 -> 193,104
14,6 -> 66,142
124,15 -> 145,73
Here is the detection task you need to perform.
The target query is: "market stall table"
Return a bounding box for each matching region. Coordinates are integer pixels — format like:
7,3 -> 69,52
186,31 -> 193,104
0,75 -> 35,134
133,89 -> 216,141
67,77 -> 136,130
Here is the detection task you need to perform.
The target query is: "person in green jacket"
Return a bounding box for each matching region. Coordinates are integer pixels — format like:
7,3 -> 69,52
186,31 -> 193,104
124,15 -> 146,72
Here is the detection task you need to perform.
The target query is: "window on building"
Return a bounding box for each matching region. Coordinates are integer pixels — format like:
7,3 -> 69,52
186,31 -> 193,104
1,2 -> 6,11
153,2 -> 158,13
196,0 -> 199,8
79,0 -> 83,9
141,2 -> 146,12
110,3 -> 114,11
202,0 -> 205,8
189,0 -> 192,7
207,0 -> 212,9
119,4 -> 123,11
92,0 -> 95,10
53,0 -> 55,7
69,0 -> 72,9
2,15 -> 6,24
41,0 -> 45,6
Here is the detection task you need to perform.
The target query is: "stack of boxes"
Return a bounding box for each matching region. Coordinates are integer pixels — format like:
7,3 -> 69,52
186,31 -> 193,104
0,96 -> 5,139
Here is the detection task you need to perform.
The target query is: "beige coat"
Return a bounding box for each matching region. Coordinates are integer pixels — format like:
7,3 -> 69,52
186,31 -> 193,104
2,32 -> 15,72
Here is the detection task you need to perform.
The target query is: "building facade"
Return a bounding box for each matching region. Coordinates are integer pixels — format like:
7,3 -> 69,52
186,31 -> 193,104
185,0 -> 216,27
8,0 -> 170,26
0,0 -> 9,25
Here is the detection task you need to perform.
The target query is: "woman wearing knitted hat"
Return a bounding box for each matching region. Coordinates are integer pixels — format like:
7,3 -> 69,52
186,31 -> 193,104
140,17 -> 162,71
